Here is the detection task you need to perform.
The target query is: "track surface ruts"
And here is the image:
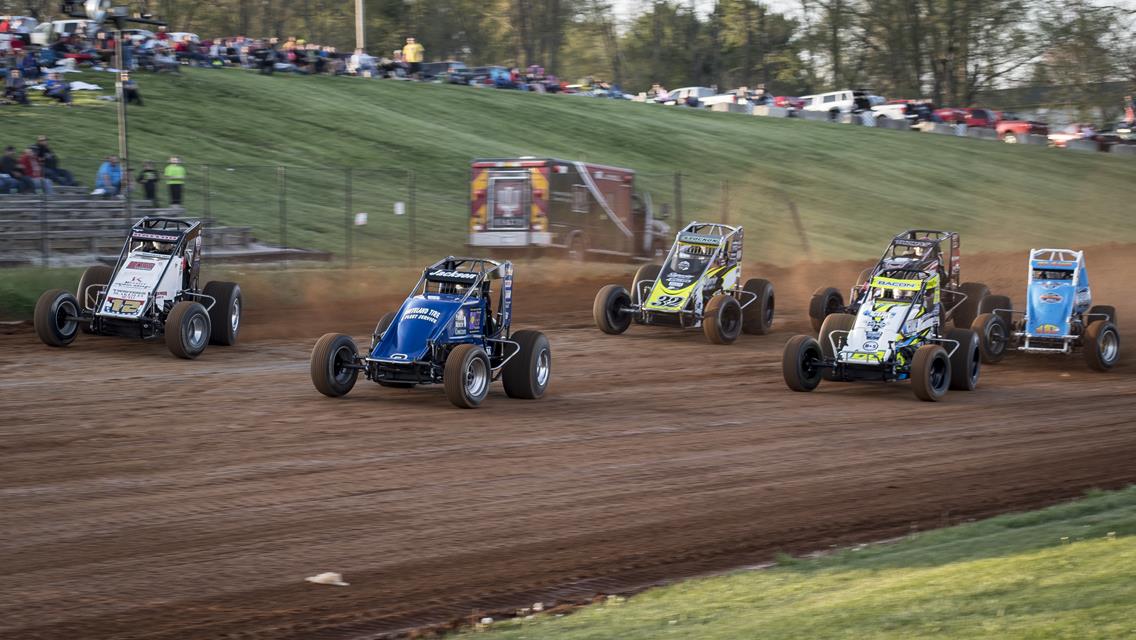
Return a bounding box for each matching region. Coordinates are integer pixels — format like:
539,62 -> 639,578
2,248 -> 1134,639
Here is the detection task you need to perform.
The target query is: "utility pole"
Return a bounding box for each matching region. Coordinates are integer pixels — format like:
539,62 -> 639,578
355,0 -> 365,50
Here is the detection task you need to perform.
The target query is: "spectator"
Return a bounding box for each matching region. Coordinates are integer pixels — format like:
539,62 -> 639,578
164,156 -> 186,207
19,49 -> 39,81
138,161 -> 160,207
1125,95 -> 1135,123
19,147 -> 53,195
34,136 -> 76,186
94,155 -> 123,197
1,146 -> 32,193
122,72 -> 143,105
43,72 -> 72,105
402,37 -> 423,78
156,25 -> 169,42
4,68 -> 28,105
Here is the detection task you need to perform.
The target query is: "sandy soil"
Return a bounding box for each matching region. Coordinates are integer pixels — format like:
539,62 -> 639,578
2,245 -> 1134,639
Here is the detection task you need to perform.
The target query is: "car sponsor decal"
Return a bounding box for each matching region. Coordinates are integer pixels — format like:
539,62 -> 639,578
870,276 -> 923,290
862,341 -> 878,351
427,269 -> 480,283
403,307 -> 442,323
1040,293 -> 1063,303
677,233 -> 722,246
892,238 -> 935,248
1034,324 -> 1062,335
132,231 -> 181,243
127,260 -> 155,271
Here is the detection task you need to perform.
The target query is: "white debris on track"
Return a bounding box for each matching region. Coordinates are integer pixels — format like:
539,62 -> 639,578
305,572 -> 349,586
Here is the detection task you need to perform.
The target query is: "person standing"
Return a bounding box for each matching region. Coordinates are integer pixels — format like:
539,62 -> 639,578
138,161 -> 160,207
402,37 -> 424,79
1125,95 -> 1135,123
164,156 -> 186,207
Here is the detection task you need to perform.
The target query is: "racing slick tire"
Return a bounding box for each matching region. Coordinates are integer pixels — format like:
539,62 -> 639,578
310,333 -> 360,397
809,287 -> 844,332
1088,305 -> 1117,325
374,311 -> 397,342
593,284 -> 633,335
855,268 -> 873,289
631,264 -> 661,324
203,281 -> 242,346
741,278 -> 775,335
911,344 -> 951,402
982,295 -> 1013,325
502,329 -> 552,399
1083,320 -> 1120,372
444,344 -> 491,408
818,313 -> 856,381
972,312 -> 1010,364
703,294 -> 743,344
34,289 -> 81,348
953,282 -> 990,329
782,335 -> 824,392
165,301 -> 212,359
77,265 -> 113,334
946,328 -> 981,391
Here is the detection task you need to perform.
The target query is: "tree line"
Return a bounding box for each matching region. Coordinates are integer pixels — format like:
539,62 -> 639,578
5,0 -> 1133,113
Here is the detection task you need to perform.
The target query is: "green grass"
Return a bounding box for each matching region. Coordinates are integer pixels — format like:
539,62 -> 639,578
4,67 -> 1136,265
468,487 -> 1136,640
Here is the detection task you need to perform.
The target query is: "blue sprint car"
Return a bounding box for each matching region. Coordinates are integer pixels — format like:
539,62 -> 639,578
311,257 -> 551,408
970,248 -> 1119,371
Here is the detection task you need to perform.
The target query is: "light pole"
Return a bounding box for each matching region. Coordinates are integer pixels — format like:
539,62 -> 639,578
355,0 -> 365,51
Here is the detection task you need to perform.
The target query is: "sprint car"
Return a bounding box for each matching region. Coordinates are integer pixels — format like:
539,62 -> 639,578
310,257 -> 551,408
592,222 -> 775,344
784,230 -> 983,401
33,217 -> 242,359
970,248 -> 1119,371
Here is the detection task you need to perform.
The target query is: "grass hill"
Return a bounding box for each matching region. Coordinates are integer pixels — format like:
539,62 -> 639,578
5,68 -> 1136,264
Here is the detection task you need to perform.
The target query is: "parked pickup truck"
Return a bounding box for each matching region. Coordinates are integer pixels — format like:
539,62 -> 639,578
934,107 -> 1048,143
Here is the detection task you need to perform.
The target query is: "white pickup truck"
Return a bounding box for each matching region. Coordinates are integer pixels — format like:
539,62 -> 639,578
799,89 -> 884,117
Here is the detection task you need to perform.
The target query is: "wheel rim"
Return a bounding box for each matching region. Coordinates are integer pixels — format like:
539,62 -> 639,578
187,313 -> 208,349
609,294 -> 629,327
1004,134 -> 1017,143
230,298 -> 241,333
930,355 -> 948,390
55,298 -> 78,337
764,294 -> 775,325
535,348 -> 551,387
969,346 -> 980,381
802,345 -> 821,381
1099,329 -> 1119,364
722,301 -> 741,335
987,321 -> 1006,355
466,356 -> 488,398
332,345 -> 355,384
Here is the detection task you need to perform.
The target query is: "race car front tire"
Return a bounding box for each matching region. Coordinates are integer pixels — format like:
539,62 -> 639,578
1088,305 -> 1117,325
445,344 -> 491,408
783,335 -> 823,392
1083,320 -> 1120,372
593,285 -> 632,335
818,313 -> 856,381
166,301 -> 212,359
741,278 -> 775,335
911,344 -> 951,402
34,289 -> 81,348
972,312 -> 1009,364
953,282 -> 990,329
946,328 -> 981,390
703,294 -> 742,344
310,333 -> 360,396
203,281 -> 242,346
631,264 -> 661,324
502,329 -> 551,399
809,287 -> 844,333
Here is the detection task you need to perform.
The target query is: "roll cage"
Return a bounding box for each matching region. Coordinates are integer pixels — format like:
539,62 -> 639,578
410,256 -> 513,338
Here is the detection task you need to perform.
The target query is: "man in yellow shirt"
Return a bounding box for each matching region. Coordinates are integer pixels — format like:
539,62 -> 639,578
163,156 -> 187,207
402,37 -> 424,79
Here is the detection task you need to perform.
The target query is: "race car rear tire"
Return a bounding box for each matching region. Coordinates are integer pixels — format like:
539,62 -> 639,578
203,281 -> 242,346
373,311 -> 397,345
972,312 -> 1009,364
703,295 -> 742,344
741,278 -> 775,335
310,333 -> 360,396
34,289 -> 81,347
165,301 -> 211,359
952,282 -> 989,329
502,329 -> 551,399
982,295 -> 1013,326
444,344 -> 491,408
946,328 -> 981,391
818,313 -> 856,381
855,268 -> 873,289
77,265 -> 113,334
809,287 -> 844,332
593,284 -> 632,335
1083,320 -> 1120,372
1088,305 -> 1117,325
911,344 -> 951,402
631,264 -> 661,324
782,335 -> 823,392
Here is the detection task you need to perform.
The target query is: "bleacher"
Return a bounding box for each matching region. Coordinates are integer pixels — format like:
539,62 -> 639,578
0,187 -> 328,266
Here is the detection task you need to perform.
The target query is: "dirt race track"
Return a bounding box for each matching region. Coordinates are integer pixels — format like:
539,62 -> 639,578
2,245 -> 1135,639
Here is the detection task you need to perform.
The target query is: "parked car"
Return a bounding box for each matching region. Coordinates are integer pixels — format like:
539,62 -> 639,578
120,28 -> 156,45
1048,123 -> 1103,149
168,31 -> 200,43
468,65 -> 510,87
1096,121 -> 1136,147
800,88 -> 884,118
773,95 -> 805,111
873,99 -> 918,123
934,108 -> 1048,142
420,60 -> 471,84
656,86 -> 717,106
29,19 -> 92,46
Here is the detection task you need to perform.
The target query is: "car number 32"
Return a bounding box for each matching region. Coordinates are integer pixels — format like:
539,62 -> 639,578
654,295 -> 684,307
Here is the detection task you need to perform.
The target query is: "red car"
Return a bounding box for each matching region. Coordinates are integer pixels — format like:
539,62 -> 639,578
933,107 -> 1047,143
